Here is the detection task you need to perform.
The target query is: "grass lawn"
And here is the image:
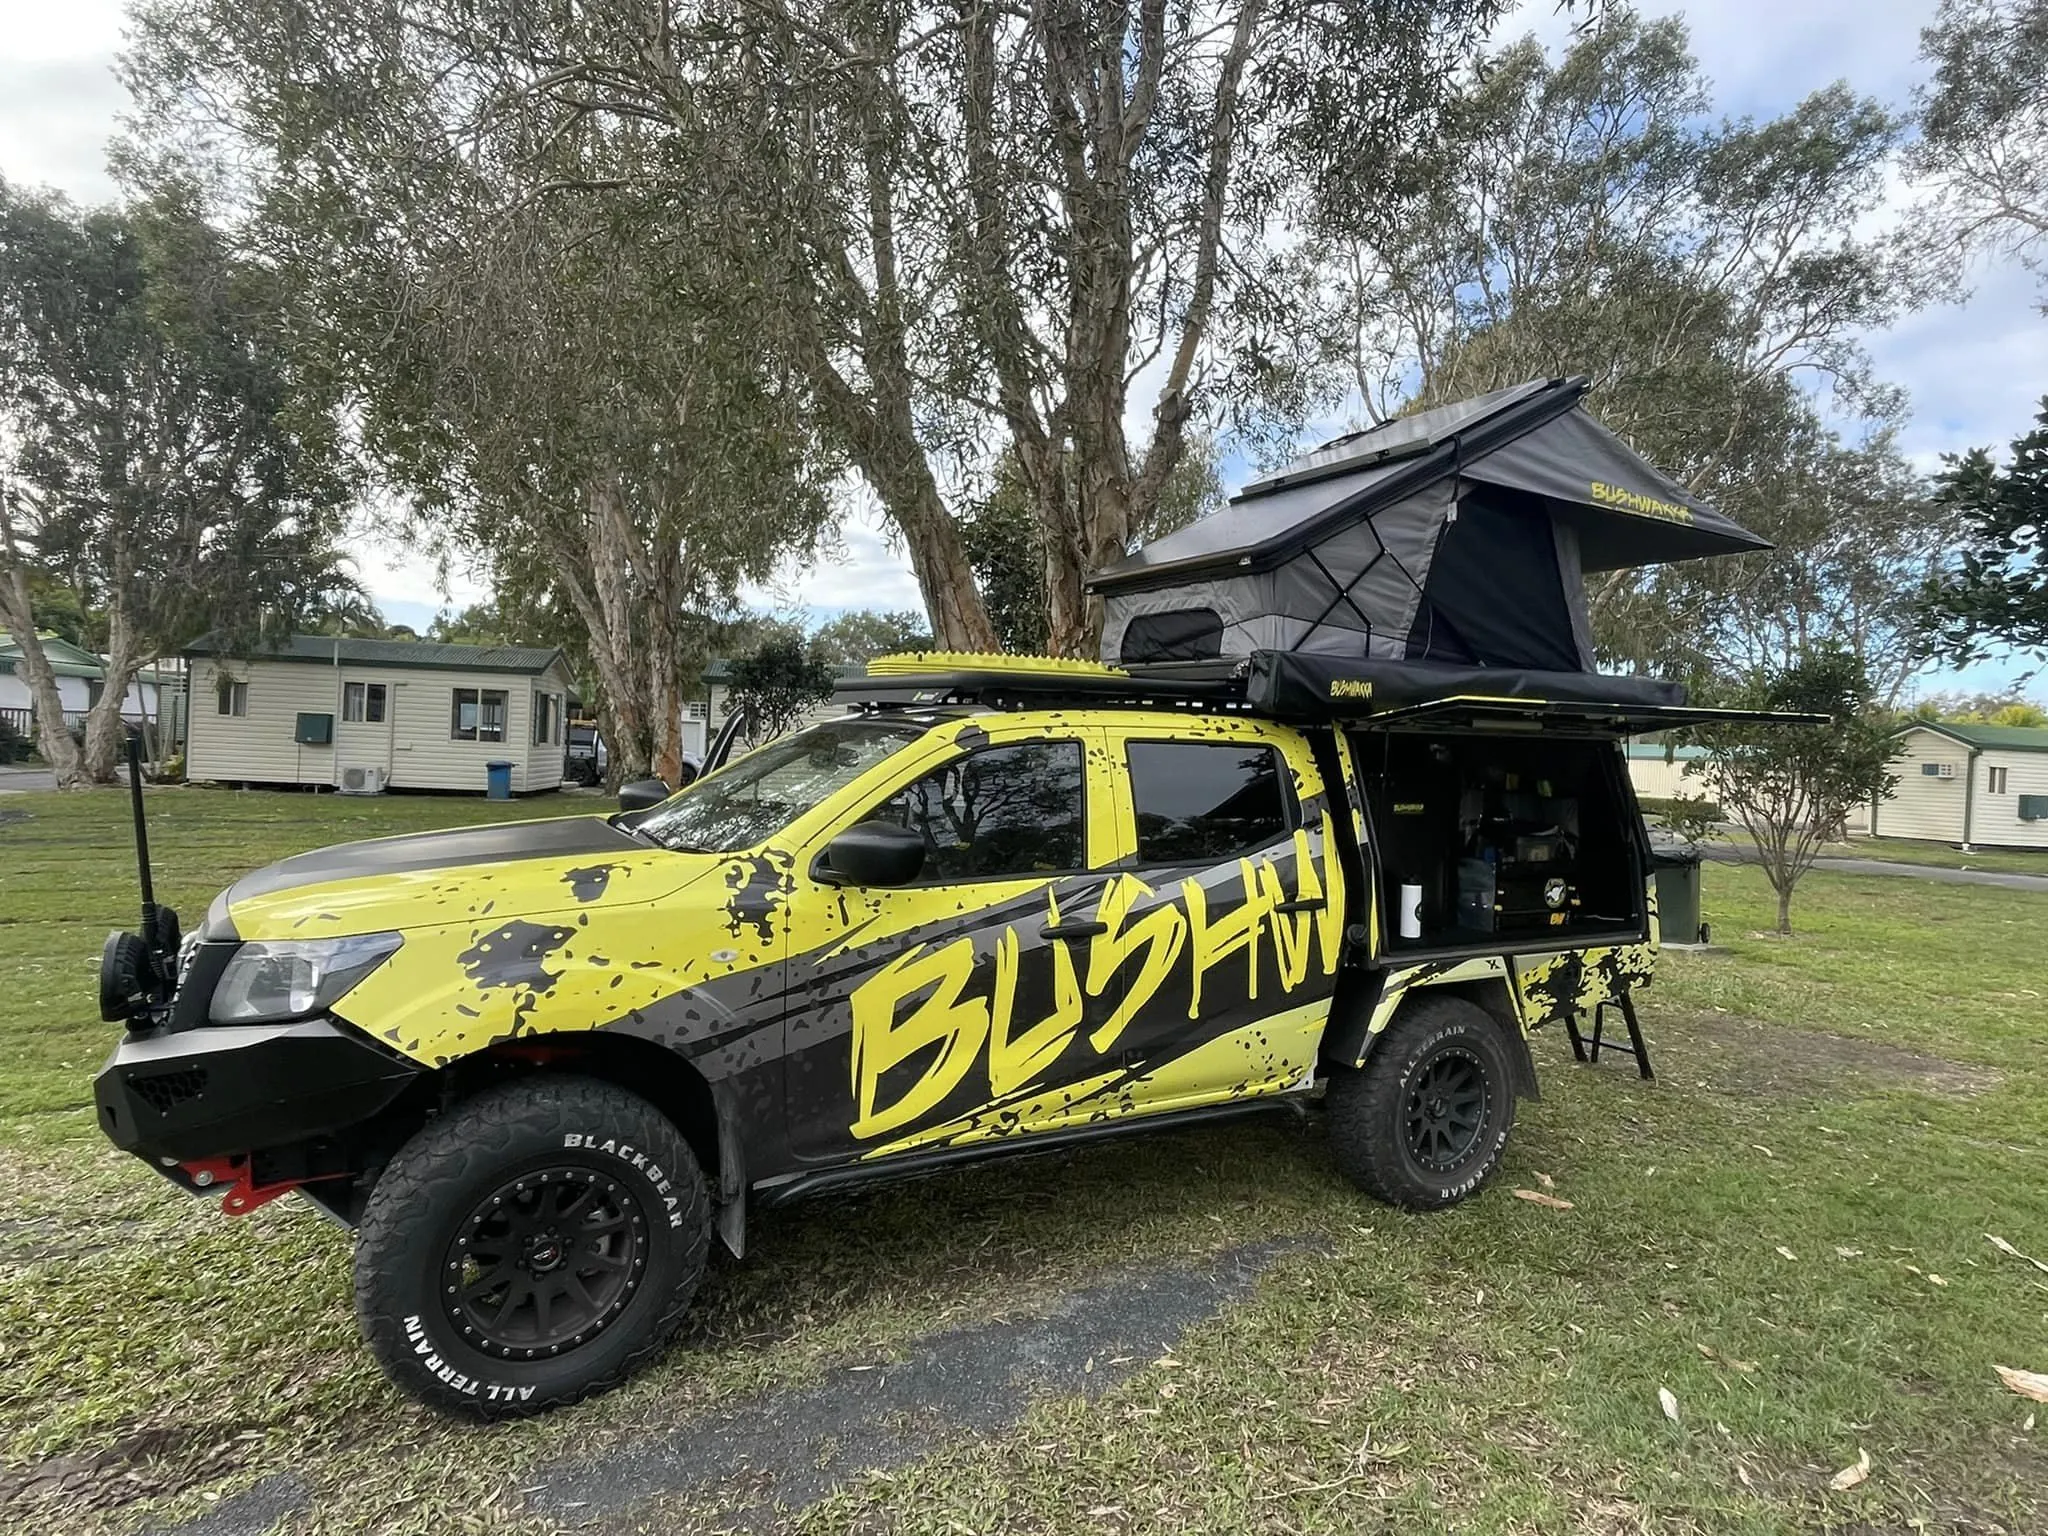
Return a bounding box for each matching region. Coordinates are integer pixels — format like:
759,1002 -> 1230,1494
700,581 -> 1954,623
1,788 -> 2044,1533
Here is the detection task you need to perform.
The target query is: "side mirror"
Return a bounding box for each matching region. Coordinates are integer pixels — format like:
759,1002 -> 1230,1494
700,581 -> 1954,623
618,778 -> 670,813
821,823 -> 927,887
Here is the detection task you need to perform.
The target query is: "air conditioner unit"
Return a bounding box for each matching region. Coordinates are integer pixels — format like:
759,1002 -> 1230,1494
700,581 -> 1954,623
339,765 -> 388,795
1934,761 -> 1956,780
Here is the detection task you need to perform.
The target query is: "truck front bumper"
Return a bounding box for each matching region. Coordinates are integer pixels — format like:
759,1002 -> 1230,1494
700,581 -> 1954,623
94,1019 -> 424,1165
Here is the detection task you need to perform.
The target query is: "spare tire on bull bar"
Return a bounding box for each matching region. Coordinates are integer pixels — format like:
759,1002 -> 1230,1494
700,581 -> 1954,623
353,1074 -> 711,1417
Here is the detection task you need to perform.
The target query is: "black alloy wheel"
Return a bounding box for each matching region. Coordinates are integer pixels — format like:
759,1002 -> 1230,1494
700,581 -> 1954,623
355,1075 -> 710,1418
1324,994 -> 1519,1210
445,1167 -> 650,1360
1402,1046 -> 1490,1172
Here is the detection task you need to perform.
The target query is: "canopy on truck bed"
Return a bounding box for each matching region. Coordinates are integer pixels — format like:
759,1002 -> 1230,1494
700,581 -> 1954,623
1088,377 -> 1767,693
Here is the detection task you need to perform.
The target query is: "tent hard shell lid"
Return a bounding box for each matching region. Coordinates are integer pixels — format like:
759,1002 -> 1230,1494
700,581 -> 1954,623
1089,377 -> 1769,706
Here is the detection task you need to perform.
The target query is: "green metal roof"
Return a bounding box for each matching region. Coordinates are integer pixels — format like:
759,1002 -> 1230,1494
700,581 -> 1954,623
0,632 -> 106,680
1905,721 -> 2048,754
184,633 -> 567,675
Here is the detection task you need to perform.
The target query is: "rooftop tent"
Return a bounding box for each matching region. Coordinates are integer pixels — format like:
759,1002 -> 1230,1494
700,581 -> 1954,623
1089,377 -> 1769,687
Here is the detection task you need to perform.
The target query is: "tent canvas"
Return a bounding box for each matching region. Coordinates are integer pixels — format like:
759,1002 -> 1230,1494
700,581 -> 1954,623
1090,377 -> 1767,688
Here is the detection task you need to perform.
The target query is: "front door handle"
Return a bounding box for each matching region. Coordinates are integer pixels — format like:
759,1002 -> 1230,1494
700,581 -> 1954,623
1040,921 -> 1108,942
1273,898 -> 1326,914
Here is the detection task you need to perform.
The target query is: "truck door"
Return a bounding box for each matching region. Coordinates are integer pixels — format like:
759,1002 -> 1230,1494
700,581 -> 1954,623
1086,721 -> 1348,1117
777,721 -> 1126,1163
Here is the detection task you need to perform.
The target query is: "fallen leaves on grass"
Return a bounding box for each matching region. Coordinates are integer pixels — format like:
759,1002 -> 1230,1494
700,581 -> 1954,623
1986,1234 -> 2048,1274
1994,1365 -> 2048,1403
1828,1448 -> 1871,1491
1535,1171 -> 1555,1189
1513,1189 -> 1573,1210
1776,1246 -> 1798,1261
1658,1387 -> 1680,1423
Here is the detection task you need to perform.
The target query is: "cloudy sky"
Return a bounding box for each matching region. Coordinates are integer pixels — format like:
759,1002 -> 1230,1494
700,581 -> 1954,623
2,0 -> 2040,691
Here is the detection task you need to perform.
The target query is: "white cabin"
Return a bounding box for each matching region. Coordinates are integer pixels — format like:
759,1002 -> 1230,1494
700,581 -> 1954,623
1873,723 -> 2048,849
184,635 -> 575,795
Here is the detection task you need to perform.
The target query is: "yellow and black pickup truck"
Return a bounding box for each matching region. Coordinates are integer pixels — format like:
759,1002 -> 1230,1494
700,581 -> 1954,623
91,652 -> 1785,1417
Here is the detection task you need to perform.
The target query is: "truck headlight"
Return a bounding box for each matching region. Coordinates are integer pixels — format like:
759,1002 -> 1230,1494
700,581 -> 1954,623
209,933 -> 404,1025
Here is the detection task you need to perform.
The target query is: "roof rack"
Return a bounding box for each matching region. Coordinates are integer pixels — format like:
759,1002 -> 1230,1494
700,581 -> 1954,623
835,652 -> 1253,714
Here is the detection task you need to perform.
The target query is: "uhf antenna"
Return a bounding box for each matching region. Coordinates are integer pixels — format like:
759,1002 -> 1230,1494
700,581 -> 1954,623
127,734 -> 159,955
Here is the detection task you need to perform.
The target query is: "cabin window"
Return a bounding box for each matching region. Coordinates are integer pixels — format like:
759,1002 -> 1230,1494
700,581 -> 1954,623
343,682 -> 387,723
533,691 -> 558,746
1987,765 -> 2009,794
451,687 -> 508,742
1125,741 -> 1294,864
216,678 -> 247,717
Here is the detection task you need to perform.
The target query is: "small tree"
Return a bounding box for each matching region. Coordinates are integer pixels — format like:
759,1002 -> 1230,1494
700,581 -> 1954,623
724,636 -> 836,748
1918,401 -> 2048,664
1684,649 -> 1904,934
808,611 -> 934,667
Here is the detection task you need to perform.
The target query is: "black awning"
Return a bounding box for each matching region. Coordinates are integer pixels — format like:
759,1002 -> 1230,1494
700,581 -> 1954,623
1244,652 -> 1688,719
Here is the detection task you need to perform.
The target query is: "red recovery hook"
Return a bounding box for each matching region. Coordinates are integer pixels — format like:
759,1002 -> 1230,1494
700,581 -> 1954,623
178,1156 -> 334,1217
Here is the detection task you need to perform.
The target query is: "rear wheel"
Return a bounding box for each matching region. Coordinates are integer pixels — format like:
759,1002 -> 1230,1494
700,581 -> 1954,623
354,1075 -> 709,1418
1325,996 -> 1517,1210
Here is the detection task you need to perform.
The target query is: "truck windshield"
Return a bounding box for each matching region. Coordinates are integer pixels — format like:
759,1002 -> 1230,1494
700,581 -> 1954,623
632,718 -> 929,853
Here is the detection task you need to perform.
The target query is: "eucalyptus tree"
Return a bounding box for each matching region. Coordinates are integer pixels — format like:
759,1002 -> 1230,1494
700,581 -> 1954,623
1311,9 -> 1935,676
0,177 -> 356,785
126,7 -> 837,784
129,0 -> 1498,657
1909,0 -> 2048,302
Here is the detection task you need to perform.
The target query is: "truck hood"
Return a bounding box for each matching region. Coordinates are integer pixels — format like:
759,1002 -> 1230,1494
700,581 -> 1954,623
213,815 -> 727,940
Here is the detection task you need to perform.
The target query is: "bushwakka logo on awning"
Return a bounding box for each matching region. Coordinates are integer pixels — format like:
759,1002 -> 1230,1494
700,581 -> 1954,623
1589,481 -> 1694,524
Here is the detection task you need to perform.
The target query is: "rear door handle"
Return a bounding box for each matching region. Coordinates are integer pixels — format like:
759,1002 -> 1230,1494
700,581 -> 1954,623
1273,898 -> 1326,914
1040,921 -> 1108,942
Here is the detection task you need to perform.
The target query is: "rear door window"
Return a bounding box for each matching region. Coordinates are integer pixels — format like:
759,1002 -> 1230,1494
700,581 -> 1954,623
1126,741 -> 1294,864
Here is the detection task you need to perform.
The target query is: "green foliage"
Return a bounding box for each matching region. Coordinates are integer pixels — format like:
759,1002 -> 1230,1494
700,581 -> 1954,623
1636,794 -> 1723,832
807,611 -> 933,667
1319,9 -> 1941,688
0,176 -> 358,780
0,712 -> 26,765
723,635 -> 836,744
1918,400 -> 2048,662
1684,647 -> 1905,931
1910,688 -> 2048,726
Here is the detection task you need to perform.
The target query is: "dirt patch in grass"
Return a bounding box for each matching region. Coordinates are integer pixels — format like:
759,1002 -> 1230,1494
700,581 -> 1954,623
1665,1011 -> 2002,1100
0,1423 -> 266,1518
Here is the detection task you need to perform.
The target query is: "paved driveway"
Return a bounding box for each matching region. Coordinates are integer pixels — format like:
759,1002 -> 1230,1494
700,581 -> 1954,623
0,766 -> 56,793
1702,842 -> 2048,893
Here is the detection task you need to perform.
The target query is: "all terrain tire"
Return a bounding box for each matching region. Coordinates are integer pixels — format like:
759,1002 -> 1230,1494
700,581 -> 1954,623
354,1074 -> 710,1418
1325,995 -> 1517,1210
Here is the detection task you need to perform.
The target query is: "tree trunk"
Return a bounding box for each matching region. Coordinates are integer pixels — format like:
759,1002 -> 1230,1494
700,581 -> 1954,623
0,505 -> 86,786
81,591 -> 142,784
1775,884 -> 1792,934
647,536 -> 685,788
899,490 -> 1001,654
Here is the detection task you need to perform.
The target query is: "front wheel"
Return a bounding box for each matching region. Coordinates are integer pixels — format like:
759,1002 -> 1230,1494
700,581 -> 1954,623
1325,996 -> 1517,1210
354,1075 -> 710,1418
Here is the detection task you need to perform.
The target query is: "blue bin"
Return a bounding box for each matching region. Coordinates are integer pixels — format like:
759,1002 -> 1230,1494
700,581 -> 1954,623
485,760 -> 514,800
